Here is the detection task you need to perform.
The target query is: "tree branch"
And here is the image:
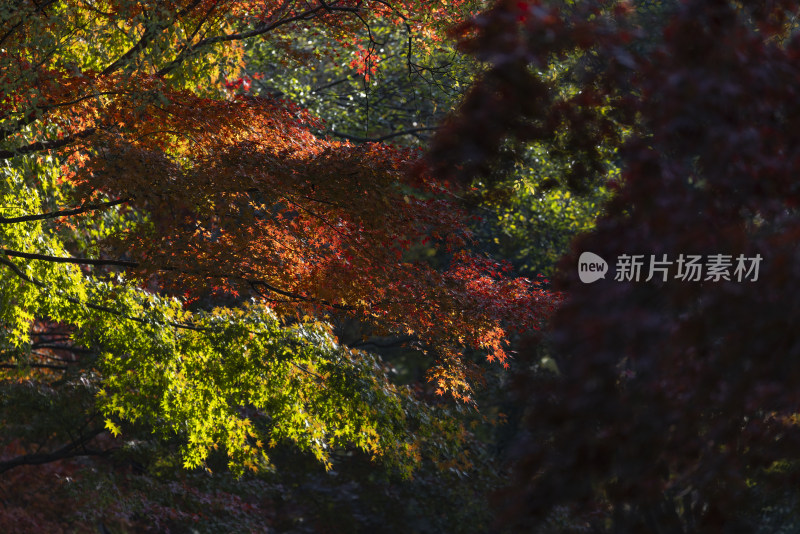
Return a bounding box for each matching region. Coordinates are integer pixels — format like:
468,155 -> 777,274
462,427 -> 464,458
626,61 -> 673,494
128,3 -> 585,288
350,334 -> 417,349
2,249 -> 138,268
0,428 -> 107,474
248,279 -> 355,310
330,126 -> 437,143
0,0 -> 59,53
0,256 -> 209,332
0,362 -> 68,370
0,197 -> 129,224
0,128 -> 96,160
156,3 -> 341,76
101,0 -> 206,75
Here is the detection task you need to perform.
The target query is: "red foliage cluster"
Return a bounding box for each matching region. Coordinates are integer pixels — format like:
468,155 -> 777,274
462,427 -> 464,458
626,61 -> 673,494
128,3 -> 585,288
63,81 -> 557,397
0,0 -> 555,404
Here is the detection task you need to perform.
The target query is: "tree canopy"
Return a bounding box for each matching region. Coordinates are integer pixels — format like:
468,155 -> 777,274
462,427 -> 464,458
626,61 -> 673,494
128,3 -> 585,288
0,0 -> 563,529
9,0 -> 800,532
0,10 -> 568,530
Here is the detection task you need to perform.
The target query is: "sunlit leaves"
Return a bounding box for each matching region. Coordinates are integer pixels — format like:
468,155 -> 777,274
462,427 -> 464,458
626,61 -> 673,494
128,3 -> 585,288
92,301 -> 428,474
0,0 -> 556,490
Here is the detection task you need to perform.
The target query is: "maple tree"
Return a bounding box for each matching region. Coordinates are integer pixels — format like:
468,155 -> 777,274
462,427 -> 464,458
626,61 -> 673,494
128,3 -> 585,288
0,2 -> 559,516
240,17 -> 476,145
426,0 -> 800,530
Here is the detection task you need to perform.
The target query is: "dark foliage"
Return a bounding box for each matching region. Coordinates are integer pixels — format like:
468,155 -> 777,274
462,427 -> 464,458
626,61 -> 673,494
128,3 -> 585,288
431,0 -> 800,531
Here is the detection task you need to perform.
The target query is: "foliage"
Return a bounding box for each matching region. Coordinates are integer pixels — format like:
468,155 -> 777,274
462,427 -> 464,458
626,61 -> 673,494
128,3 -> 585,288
239,22 -> 476,145
0,159 -> 453,476
2,0 -> 555,396
428,0 -> 800,530
473,143 -> 613,277
1,432 -> 504,533
0,1 -> 562,531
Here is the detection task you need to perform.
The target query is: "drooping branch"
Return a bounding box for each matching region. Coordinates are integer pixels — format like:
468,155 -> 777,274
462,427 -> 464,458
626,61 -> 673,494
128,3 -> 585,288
0,257 -> 44,287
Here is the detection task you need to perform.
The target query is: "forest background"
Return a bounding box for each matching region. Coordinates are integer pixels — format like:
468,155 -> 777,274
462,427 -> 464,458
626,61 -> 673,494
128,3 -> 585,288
2,1 -> 800,533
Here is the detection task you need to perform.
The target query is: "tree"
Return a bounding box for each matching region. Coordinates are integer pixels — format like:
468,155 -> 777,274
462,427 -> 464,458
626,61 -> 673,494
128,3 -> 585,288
429,0 -> 800,530
239,18 -> 476,145
0,0 -> 558,505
